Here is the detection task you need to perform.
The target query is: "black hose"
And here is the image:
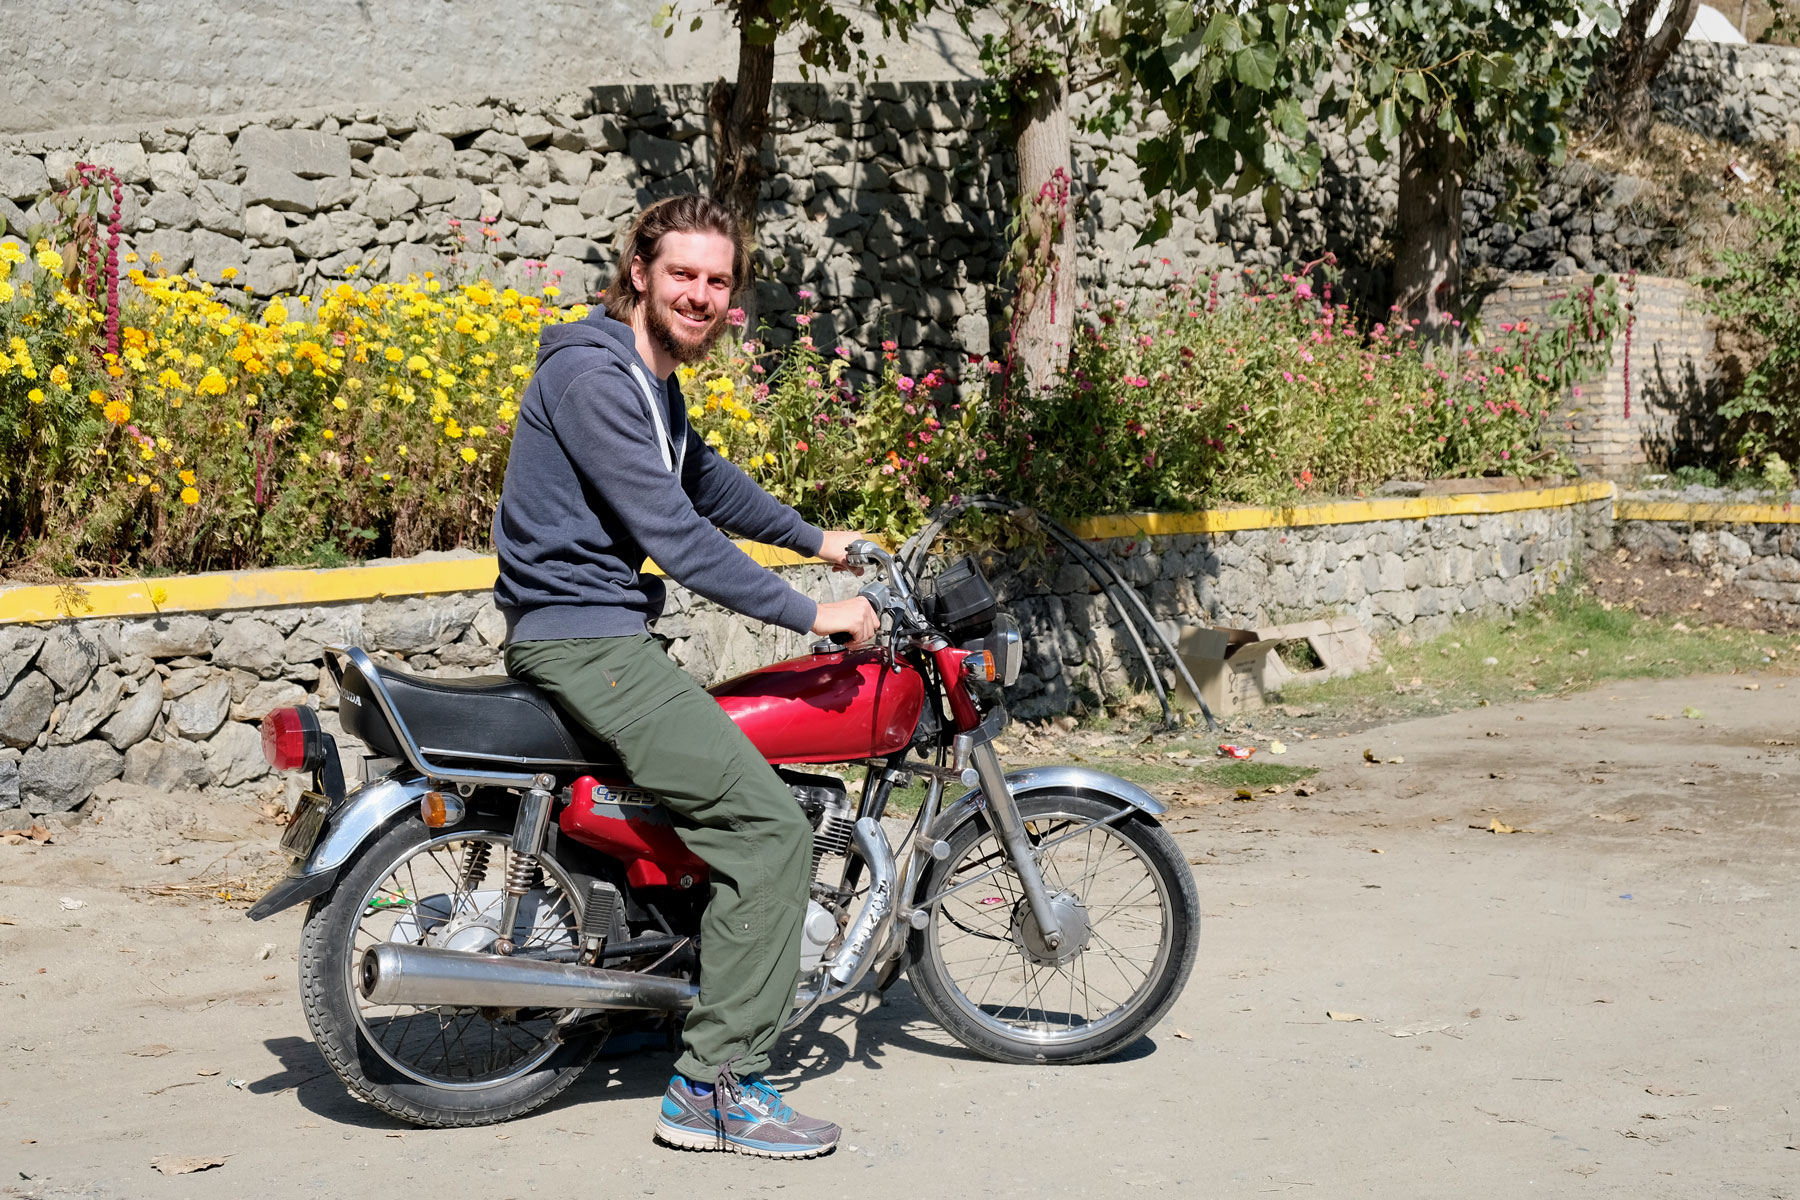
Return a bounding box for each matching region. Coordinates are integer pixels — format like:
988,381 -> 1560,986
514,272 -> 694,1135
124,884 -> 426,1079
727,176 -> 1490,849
898,495 -> 1216,732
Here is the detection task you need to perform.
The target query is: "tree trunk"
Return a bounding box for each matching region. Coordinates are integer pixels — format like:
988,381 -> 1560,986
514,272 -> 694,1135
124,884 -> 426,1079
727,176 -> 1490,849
1009,56 -> 1077,394
1393,112 -> 1467,337
707,4 -> 775,327
1598,0 -> 1700,143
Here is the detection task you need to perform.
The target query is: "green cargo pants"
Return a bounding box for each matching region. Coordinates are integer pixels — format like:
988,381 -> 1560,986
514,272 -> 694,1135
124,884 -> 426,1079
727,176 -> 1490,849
504,634 -> 812,1080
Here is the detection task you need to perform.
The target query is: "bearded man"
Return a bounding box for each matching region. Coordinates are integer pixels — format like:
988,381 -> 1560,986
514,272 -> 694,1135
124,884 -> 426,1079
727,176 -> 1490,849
492,194 -> 875,1157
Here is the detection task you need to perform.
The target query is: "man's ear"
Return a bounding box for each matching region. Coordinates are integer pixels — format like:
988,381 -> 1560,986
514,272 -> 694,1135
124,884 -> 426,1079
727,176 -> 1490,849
629,254 -> 648,299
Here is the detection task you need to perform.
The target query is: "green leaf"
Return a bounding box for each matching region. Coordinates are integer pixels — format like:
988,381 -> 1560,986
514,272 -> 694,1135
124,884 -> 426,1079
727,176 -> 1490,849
1164,31 -> 1208,82
1234,44 -> 1277,90
1401,71 -> 1428,102
689,14 -> 703,32
1203,12 -> 1244,53
1165,0 -> 1194,40
1272,97 -> 1307,140
1261,183 -> 1284,227
1135,204 -> 1175,248
1375,97 -> 1401,142
1229,161 -> 1264,199
1195,138 -> 1237,188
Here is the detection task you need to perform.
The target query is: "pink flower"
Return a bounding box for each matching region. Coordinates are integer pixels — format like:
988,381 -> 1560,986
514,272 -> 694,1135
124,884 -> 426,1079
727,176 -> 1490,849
727,307 -> 747,327
797,289 -> 814,301
882,340 -> 898,352
795,313 -> 812,326
1295,282 -> 1313,300
897,376 -> 915,394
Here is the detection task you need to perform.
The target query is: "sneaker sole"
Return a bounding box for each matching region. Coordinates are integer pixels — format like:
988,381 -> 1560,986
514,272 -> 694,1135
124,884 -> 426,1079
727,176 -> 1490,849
653,1118 -> 836,1159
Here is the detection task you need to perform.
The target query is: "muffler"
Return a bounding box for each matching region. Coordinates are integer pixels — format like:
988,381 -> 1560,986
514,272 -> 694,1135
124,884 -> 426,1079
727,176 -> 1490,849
359,942 -> 698,1012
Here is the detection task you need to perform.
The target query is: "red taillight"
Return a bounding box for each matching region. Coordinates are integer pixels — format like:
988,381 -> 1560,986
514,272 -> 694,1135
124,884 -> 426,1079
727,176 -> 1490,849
261,706 -> 321,771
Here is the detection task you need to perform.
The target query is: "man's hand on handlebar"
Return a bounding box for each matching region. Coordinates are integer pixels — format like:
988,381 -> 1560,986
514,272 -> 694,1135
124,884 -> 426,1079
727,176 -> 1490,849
815,530 -> 869,575
811,596 -> 880,646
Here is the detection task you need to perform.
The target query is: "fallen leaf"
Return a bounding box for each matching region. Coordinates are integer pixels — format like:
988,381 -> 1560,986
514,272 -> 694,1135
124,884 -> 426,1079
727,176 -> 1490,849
1591,812 -> 1641,824
1387,1022 -> 1454,1038
1369,847 -> 1384,854
150,1154 -> 229,1176
1476,818 -> 1518,834
1489,770 -> 1515,780
1171,1029 -> 1192,1040
1646,1085 -> 1693,1097
1363,748 -> 1377,763
1326,1011 -> 1364,1022
1232,788 -> 1255,801
1263,784 -> 1286,795
58,896 -> 85,911
1671,621 -> 1691,632
1745,683 -> 1761,691
129,1044 -> 174,1058
1294,782 -> 1317,797
1649,713 -> 1670,721
1268,740 -> 1287,755
1386,755 -> 1405,764
1681,707 -> 1704,720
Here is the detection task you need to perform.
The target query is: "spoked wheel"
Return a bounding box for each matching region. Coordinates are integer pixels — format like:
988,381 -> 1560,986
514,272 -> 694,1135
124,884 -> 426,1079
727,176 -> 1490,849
907,793 -> 1200,1064
299,815 -> 604,1127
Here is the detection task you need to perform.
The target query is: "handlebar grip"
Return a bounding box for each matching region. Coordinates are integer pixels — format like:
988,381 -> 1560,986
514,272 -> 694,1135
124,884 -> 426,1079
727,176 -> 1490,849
830,631 -> 854,645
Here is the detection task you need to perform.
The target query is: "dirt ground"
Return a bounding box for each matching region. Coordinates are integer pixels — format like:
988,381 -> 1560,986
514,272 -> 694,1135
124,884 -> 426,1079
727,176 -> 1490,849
2,673 -> 1797,1199
1587,550 -> 1800,631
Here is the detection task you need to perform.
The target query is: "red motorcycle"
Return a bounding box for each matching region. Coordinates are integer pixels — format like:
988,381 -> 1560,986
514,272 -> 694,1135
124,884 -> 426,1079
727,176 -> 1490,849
248,542 -> 1199,1127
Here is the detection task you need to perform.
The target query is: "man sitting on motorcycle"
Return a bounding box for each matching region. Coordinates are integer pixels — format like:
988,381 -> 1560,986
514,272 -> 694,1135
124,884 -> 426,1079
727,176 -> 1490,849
491,194 -> 877,1158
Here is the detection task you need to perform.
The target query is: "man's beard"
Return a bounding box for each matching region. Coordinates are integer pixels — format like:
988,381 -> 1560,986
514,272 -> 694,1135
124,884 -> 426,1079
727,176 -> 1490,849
644,295 -> 725,365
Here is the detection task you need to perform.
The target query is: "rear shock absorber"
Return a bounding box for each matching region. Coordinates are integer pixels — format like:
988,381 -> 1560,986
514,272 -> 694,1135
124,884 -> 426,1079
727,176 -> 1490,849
494,775 -> 556,956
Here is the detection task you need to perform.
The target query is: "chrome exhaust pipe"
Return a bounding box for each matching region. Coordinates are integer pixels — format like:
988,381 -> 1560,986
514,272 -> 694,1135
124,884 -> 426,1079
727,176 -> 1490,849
359,942 -> 698,1012
825,817 -> 897,989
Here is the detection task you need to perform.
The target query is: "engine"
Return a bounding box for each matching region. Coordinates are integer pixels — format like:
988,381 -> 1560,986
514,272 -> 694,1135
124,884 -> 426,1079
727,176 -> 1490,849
782,770 -> 855,972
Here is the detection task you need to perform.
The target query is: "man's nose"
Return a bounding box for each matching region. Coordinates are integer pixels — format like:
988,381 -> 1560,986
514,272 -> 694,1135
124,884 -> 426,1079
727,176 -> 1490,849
682,277 -> 711,309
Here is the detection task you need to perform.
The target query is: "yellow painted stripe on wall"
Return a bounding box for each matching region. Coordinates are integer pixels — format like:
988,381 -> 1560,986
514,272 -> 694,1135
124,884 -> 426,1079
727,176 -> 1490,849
1065,480 -> 1616,539
0,541 -> 811,626
1615,499 -> 1800,525
0,480 -> 1615,626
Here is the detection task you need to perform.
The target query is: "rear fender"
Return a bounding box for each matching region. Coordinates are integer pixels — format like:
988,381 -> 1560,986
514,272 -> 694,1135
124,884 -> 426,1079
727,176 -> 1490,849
246,774 -> 433,921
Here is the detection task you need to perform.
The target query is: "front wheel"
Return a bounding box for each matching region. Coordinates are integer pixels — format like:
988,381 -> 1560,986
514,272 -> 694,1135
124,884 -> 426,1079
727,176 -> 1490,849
298,814 -> 605,1127
907,792 -> 1200,1065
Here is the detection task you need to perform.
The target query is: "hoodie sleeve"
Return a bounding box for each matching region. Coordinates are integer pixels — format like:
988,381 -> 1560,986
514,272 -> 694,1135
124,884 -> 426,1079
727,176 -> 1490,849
682,429 -> 826,558
547,362 -> 820,633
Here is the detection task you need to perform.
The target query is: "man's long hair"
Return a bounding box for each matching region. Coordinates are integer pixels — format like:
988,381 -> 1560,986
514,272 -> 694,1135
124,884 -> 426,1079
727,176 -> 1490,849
602,195 -> 750,321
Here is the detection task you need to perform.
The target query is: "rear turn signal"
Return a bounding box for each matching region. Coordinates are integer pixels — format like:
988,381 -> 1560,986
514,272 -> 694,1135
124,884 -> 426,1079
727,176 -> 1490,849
261,705 -> 325,772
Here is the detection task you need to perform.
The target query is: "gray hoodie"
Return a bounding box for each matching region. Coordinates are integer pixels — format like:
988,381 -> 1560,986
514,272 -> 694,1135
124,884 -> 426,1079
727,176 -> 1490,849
492,305 -> 824,642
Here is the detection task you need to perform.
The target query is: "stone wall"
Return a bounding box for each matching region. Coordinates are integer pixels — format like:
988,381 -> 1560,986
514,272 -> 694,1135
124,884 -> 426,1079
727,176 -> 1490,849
1652,42 -> 1800,147
0,493 -> 1612,825
1477,275 -> 1717,475
0,0 -> 675,135
1617,511 -> 1800,618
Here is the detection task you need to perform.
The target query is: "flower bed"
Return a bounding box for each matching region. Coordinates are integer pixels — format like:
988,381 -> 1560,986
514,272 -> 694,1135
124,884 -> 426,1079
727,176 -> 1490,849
1,200 -> 1615,576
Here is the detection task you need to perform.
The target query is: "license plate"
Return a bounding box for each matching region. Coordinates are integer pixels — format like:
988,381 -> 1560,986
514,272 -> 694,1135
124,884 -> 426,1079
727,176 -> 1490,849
280,791 -> 331,860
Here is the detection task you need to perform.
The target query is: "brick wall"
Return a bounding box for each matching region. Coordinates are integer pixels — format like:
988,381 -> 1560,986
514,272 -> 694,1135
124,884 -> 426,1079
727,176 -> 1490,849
1477,275 -> 1715,477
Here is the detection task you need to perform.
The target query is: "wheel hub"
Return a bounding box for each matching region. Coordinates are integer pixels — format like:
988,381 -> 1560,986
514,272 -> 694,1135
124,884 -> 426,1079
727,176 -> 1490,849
1011,890 -> 1090,967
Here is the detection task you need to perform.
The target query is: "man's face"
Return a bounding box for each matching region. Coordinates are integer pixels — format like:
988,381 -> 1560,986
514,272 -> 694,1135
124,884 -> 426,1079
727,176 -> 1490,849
631,230 -> 737,365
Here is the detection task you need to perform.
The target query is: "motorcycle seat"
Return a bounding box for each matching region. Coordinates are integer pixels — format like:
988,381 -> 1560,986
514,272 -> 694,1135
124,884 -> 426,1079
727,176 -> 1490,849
341,659 -> 624,773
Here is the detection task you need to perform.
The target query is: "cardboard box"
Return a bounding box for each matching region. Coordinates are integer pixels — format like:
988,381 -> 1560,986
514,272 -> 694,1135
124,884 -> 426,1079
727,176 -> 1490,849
1174,617 -> 1378,715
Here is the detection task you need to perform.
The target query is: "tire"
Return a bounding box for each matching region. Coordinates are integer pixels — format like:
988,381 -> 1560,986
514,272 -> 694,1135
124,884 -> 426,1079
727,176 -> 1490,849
906,792 -> 1200,1065
298,814 -> 605,1128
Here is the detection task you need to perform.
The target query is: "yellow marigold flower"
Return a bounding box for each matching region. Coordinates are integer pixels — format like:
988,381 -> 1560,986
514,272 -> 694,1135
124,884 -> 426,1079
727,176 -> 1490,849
444,418 -> 463,438
384,346 -> 404,363
332,397 -> 348,411
156,437 -> 171,451
220,267 -> 238,281
180,486 -> 199,505
103,398 -> 131,424
148,482 -> 160,493
380,472 -> 391,481
406,355 -> 429,372
88,389 -> 104,404
397,444 -> 409,457
0,242 -> 23,265
460,447 -> 478,463
49,364 -> 70,390
157,368 -> 185,390
498,401 -> 519,422
321,429 -> 335,439
454,316 -> 475,334
197,368 -> 229,396
541,285 -> 561,298
179,469 -> 195,486
469,425 -> 487,438
139,441 -> 155,461
35,247 -> 63,274
265,301 -> 288,325
28,387 -> 44,403
0,281 -> 13,304
688,404 -> 704,420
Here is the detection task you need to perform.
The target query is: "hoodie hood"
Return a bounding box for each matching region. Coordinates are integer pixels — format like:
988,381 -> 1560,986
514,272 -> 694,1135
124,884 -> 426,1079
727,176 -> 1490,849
535,303 -> 647,373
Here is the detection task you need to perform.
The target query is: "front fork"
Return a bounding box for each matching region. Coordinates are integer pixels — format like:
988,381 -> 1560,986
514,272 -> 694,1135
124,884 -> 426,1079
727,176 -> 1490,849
966,743 -> 1067,950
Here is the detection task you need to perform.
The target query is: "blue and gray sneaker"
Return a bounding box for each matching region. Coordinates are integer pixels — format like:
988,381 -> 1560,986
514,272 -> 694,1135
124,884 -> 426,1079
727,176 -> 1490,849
654,1069 -> 840,1159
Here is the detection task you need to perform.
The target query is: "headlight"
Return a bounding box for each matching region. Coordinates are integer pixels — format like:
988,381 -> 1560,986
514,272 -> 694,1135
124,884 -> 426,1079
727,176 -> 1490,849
962,615 -> 1022,687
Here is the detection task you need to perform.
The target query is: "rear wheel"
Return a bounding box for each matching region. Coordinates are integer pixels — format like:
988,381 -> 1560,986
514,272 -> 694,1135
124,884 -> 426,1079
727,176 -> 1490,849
298,814 -> 604,1127
907,793 -> 1200,1064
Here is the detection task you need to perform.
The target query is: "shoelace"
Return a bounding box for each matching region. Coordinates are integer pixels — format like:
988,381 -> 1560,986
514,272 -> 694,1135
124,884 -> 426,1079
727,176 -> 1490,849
709,1056 -> 795,1145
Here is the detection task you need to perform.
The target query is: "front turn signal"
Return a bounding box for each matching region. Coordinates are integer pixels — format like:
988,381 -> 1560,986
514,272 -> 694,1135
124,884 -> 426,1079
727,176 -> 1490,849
960,650 -> 996,682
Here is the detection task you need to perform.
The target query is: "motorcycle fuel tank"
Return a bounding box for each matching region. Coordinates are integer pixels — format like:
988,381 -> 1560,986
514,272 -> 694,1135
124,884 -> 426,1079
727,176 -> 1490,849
708,647 -> 924,764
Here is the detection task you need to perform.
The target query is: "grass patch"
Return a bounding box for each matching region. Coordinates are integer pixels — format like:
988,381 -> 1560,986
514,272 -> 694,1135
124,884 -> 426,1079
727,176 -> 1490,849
1193,761 -> 1318,789
1281,590 -> 1793,723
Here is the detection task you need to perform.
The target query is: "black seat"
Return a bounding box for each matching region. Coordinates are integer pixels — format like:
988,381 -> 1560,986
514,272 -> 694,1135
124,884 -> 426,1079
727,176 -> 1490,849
338,658 -> 622,772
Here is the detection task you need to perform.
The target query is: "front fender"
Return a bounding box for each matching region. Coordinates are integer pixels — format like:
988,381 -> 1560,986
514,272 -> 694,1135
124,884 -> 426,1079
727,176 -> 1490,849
925,764 -> 1167,847
246,775 -> 432,921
